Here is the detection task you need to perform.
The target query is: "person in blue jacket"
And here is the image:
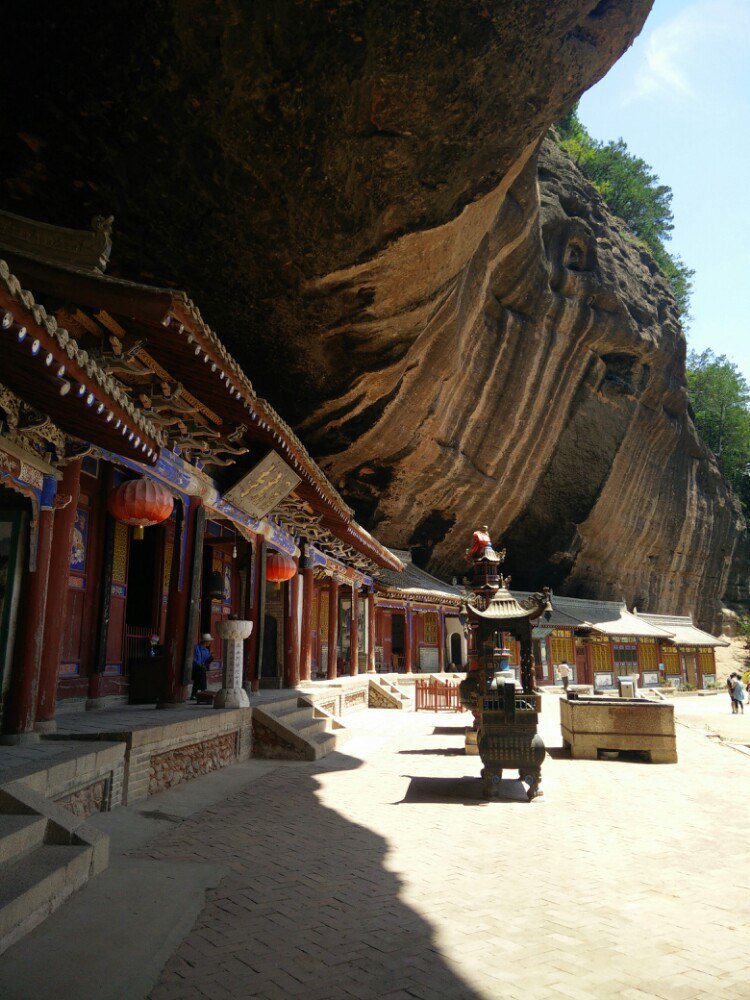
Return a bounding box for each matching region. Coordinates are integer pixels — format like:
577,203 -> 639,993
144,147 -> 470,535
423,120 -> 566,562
191,633 -> 214,699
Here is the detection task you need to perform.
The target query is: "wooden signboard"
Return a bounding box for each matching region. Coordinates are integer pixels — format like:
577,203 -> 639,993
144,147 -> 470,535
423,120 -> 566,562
223,452 -> 301,521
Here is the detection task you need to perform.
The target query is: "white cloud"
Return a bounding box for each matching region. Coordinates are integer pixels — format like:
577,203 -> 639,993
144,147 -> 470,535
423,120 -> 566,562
630,0 -> 750,103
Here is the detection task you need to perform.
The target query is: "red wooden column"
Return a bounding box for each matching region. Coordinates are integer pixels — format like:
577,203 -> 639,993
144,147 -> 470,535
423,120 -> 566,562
437,608 -> 445,674
349,584 -> 359,676
2,480 -> 56,742
299,560 -> 315,682
283,560 -> 300,688
35,459 -> 82,731
404,604 -> 413,674
160,498 -> 205,707
327,578 -> 339,680
243,537 -> 263,692
367,591 -> 376,673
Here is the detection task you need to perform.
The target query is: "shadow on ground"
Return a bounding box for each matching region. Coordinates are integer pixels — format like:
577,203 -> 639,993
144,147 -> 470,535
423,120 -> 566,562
395,774 -> 531,805
139,748 -> 484,1000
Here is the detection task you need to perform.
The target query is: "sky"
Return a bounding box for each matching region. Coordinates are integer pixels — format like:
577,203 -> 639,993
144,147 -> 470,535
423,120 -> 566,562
578,0 -> 750,381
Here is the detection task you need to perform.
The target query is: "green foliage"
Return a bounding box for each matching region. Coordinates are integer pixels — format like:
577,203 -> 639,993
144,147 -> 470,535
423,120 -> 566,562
686,349 -> 750,518
736,617 -> 750,650
555,105 -> 693,318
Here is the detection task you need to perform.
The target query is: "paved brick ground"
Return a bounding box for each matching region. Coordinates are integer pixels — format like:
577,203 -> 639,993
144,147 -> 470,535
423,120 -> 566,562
141,698 -> 750,1000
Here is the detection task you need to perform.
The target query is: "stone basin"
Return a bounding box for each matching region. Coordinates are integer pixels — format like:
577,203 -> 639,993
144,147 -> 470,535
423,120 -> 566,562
560,696 -> 677,764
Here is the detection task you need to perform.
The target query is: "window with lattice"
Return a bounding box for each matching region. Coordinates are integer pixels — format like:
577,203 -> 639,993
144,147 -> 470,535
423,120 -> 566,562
613,643 -> 638,672
698,649 -> 714,676
638,641 -> 658,671
591,641 -> 612,671
319,591 -> 329,634
550,636 -> 574,664
423,612 -> 438,646
661,647 -> 679,672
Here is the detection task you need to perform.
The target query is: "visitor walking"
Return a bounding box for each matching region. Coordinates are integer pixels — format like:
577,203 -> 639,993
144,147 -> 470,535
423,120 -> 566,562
731,673 -> 745,715
727,673 -> 736,713
191,633 -> 214,700
557,660 -> 572,692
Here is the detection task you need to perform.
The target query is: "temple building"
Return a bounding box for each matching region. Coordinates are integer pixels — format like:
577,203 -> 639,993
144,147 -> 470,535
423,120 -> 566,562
0,212 -> 402,741
373,549 -> 465,672
526,593 -> 727,690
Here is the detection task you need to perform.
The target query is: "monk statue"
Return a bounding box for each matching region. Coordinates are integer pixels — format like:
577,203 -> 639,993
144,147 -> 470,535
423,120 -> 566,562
469,525 -> 500,561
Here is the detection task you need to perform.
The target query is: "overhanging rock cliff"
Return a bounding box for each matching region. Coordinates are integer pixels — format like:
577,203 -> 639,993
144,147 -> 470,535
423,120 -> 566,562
303,137 -> 749,630
2,1 -> 746,626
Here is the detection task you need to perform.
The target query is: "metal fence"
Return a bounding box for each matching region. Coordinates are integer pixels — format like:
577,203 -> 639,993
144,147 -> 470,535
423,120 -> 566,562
414,676 -> 464,712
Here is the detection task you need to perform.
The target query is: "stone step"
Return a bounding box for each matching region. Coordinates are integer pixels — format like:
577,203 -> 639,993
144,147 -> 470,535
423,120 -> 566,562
252,700 -> 350,761
267,698 -> 307,719
0,843 -> 93,955
275,706 -> 322,730
0,815 -> 47,865
296,718 -> 331,739
311,729 -> 352,750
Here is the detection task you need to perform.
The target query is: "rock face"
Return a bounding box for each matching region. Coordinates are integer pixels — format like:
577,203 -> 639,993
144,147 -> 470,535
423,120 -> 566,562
2,0 -> 746,626
306,138 -> 749,629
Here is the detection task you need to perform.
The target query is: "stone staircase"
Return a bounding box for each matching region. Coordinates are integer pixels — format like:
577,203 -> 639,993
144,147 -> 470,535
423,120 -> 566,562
0,782 -> 108,955
252,696 -> 351,761
368,676 -> 412,710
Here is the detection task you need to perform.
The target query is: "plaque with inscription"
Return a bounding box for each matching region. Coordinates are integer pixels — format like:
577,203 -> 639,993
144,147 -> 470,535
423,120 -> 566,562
223,451 -> 301,521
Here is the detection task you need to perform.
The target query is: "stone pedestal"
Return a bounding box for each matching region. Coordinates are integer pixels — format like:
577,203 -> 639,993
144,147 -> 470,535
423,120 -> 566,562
214,619 -> 253,709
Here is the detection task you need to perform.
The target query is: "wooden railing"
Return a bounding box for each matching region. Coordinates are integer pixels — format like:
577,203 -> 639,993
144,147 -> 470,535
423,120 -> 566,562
415,677 -> 464,712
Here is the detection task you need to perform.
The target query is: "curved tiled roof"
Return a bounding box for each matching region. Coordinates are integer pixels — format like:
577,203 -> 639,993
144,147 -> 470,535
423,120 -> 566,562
0,259 -> 164,449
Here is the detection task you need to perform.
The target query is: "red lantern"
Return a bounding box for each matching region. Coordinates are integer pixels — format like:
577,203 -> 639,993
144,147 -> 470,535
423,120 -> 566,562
108,478 -> 174,540
266,550 -> 296,583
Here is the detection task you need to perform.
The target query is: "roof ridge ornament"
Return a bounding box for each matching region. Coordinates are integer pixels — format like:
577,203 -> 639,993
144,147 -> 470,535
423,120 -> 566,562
0,209 -> 113,273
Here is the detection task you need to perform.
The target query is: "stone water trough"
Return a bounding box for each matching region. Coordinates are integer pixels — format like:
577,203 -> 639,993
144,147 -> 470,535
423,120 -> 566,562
560,696 -> 677,764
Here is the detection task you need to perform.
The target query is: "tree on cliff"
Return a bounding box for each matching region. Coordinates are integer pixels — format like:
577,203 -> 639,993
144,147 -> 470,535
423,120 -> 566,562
555,106 -> 693,319
686,349 -> 750,518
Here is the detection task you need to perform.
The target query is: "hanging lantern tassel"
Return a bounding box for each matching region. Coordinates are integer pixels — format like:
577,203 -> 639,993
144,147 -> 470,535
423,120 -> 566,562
108,478 -> 174,540
266,550 -> 296,589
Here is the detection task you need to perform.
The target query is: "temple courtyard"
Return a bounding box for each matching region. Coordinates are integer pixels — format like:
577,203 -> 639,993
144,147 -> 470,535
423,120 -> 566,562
1,693 -> 749,1000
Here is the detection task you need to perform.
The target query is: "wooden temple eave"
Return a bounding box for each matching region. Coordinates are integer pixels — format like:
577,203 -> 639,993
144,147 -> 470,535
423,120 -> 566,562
375,588 -> 461,609
0,262 -> 162,465
2,246 -> 399,572
304,542 -> 373,588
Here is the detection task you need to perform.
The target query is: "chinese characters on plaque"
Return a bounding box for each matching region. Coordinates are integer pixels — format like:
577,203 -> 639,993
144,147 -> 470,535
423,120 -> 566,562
222,451 -> 302,521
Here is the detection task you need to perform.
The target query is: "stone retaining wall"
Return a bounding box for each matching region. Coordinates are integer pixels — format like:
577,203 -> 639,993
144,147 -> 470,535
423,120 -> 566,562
55,777 -> 110,818
15,742 -> 126,814
148,731 -> 237,795
123,708 -> 252,804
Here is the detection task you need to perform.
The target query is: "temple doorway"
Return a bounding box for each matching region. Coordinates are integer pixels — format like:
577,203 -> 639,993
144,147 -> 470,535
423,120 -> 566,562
450,632 -> 462,668
391,613 -> 406,671
682,652 -> 698,687
125,525 -> 160,630
0,498 -> 27,699
261,614 -> 278,680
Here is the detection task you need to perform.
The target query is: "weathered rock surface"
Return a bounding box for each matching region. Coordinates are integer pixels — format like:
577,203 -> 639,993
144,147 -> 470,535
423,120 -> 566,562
305,138 -> 749,629
2,0 -> 746,626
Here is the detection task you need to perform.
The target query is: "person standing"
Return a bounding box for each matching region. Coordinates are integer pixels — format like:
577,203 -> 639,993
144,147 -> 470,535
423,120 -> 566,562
727,673 -> 736,713
731,673 -> 745,715
191,633 -> 214,700
557,660 -> 572,692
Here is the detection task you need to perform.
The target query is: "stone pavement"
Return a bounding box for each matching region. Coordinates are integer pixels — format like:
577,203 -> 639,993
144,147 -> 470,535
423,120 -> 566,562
133,697 -> 750,1000
671,690 -> 750,747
